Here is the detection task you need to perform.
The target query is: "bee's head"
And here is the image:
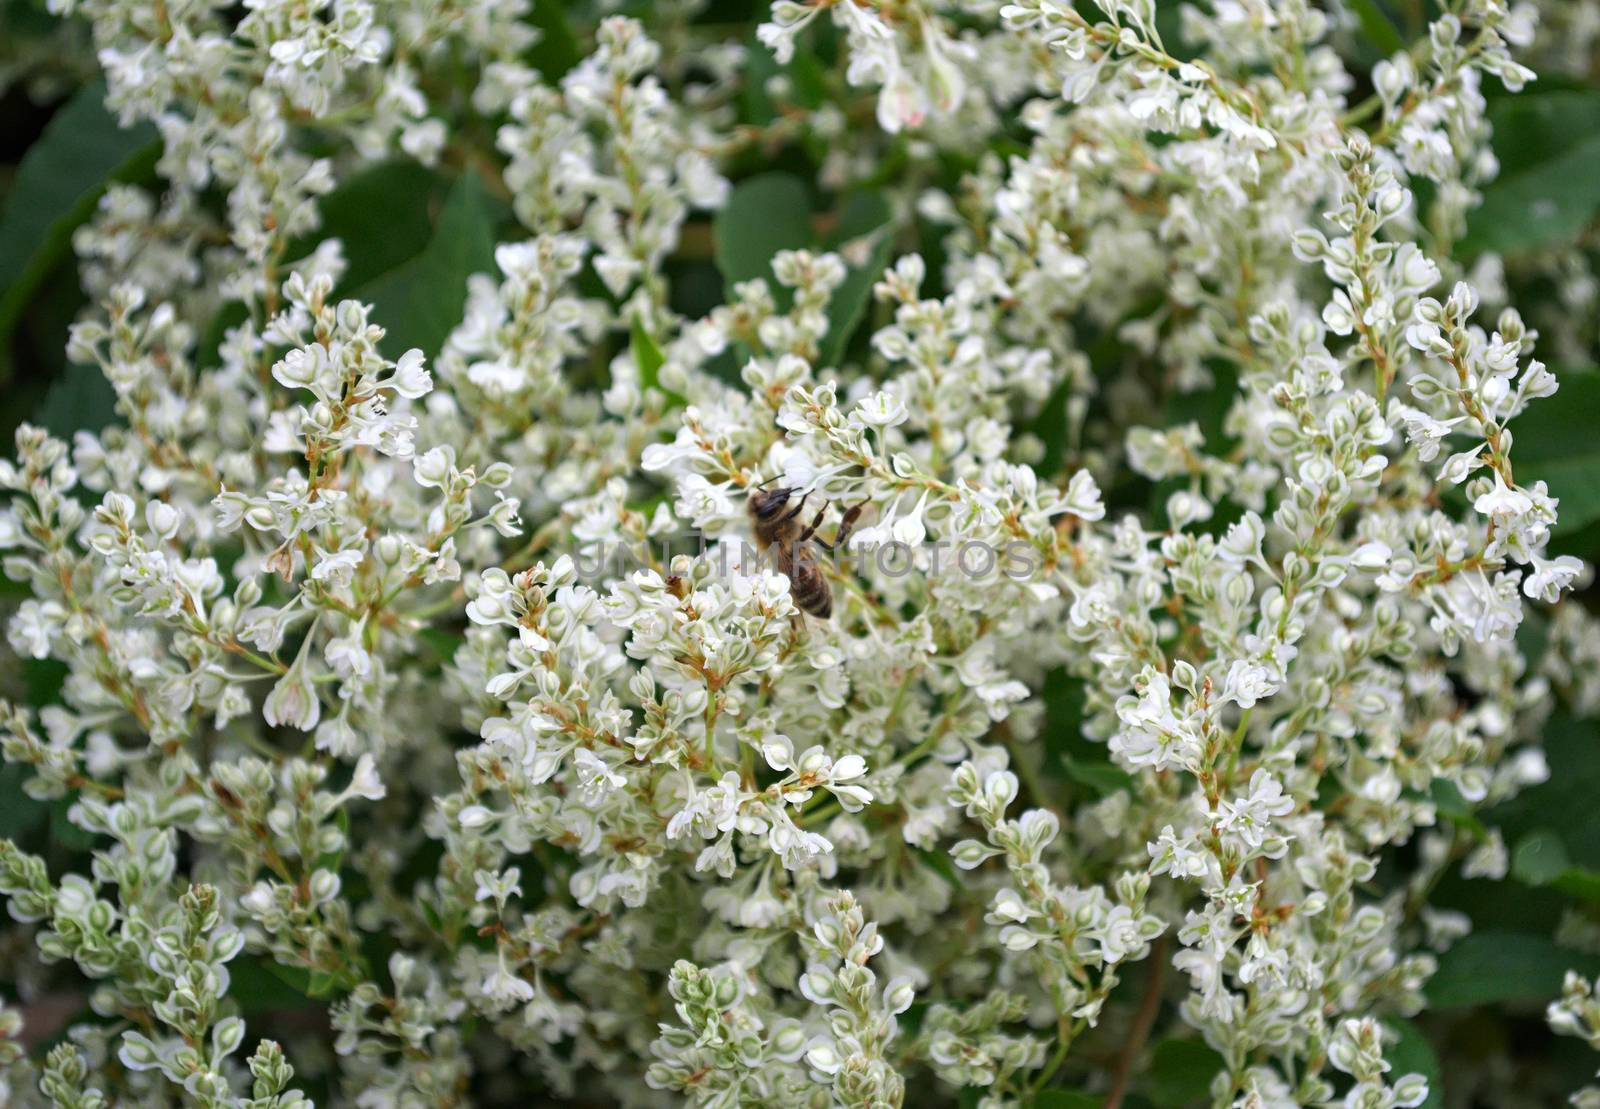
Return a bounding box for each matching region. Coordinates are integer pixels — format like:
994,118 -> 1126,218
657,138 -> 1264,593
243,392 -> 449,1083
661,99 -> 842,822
748,485 -> 795,520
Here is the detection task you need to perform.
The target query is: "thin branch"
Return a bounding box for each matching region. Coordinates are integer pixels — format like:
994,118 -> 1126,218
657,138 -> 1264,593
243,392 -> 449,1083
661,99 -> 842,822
1104,935 -> 1171,1109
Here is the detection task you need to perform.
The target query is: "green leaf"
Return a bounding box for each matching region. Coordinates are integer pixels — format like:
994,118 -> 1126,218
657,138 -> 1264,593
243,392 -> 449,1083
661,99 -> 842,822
203,159 -> 446,367
1462,91 -> 1600,257
228,956 -> 315,1013
1513,370 -> 1600,463
34,361 -> 119,439
349,170 -> 498,361
741,36 -> 831,125
713,172 -> 812,294
306,969 -> 342,998
1028,297 -> 1161,477
1060,754 -> 1134,797
1512,829 -> 1600,904
915,846 -> 963,891
0,764 -> 47,838
49,798 -> 97,852
23,656 -> 70,709
1382,1019 -> 1442,1109
1486,713 -> 1600,865
1517,458 -> 1600,536
308,159 -> 451,292
1466,136 -> 1600,255
711,178 -> 891,367
418,626 -> 465,663
1507,370 -> 1600,534
227,156 -> 451,368
1428,778 -> 1487,839
1031,1092 -> 1101,1109
1148,1038 -> 1224,1107
1513,828 -> 1574,886
1164,362 -> 1239,447
1425,930 -> 1600,1009
819,192 -> 895,369
1546,866 -> 1600,904
828,191 -> 892,249
1028,377 -> 1076,478
526,0 -> 584,80
0,82 -> 159,380
631,316 -> 686,408
1347,0 -> 1406,57
1483,91 -> 1600,177
1040,671 -> 1131,796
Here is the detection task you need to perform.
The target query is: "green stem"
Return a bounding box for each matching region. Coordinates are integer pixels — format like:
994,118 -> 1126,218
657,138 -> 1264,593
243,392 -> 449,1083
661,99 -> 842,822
1340,92 -> 1383,128
1029,1016 -> 1085,1096
1010,742 -> 1058,816
1222,707 -> 1253,786
703,696 -> 721,770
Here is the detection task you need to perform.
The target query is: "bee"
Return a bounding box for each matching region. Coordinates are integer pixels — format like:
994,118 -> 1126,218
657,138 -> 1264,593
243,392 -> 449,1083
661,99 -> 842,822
747,483 -> 863,620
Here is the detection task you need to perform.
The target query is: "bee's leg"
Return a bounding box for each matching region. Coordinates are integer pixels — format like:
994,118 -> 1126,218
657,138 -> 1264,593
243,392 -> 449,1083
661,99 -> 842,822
814,502 -> 865,553
780,492 -> 810,522
797,504 -> 828,544
833,502 -> 865,551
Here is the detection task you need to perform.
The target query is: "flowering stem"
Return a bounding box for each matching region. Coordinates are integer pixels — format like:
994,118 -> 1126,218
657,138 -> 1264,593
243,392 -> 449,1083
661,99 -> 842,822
1221,708 -> 1253,787
1028,1015 -> 1087,1096
1005,729 -> 1059,816
798,798 -> 839,828
703,697 -> 720,770
1104,936 -> 1171,1109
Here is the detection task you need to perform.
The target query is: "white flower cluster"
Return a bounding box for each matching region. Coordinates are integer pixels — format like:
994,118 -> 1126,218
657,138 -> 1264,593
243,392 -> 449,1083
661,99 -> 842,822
0,0 -> 1596,1106
1552,973 -> 1600,1108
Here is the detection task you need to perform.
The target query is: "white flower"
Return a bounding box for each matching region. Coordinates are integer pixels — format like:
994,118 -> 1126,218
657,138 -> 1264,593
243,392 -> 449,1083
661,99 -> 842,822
768,815 -> 833,868
325,626 -> 372,680
1148,826 -> 1209,881
854,389 -> 908,429
989,887 -> 1032,923
459,805 -> 496,829
1349,540 -> 1392,572
344,753 -> 386,802
573,748 -> 626,799
481,961 -> 535,1010
272,344 -> 326,391
413,445 -> 455,489
263,652 -> 320,732
311,546 -> 364,583
0,5 -> 1586,1101
1222,658 -> 1276,709
1060,469 -> 1106,520
1524,555 -> 1583,602
387,348 -> 432,398
1473,472 -> 1533,521
1112,671 -> 1204,773
9,600 -> 64,659
1217,771 -> 1295,853
1099,905 -> 1155,964
474,867 -> 523,905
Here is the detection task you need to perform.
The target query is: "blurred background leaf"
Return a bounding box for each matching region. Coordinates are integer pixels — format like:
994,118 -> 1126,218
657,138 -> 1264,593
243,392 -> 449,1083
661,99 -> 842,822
1427,931 -> 1600,1009
1462,90 -> 1600,258
347,169 -> 499,361
1507,369 -> 1600,533
713,171 -> 813,294
1382,1019 -> 1442,1108
1146,1038 -> 1225,1107
0,79 -> 157,381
